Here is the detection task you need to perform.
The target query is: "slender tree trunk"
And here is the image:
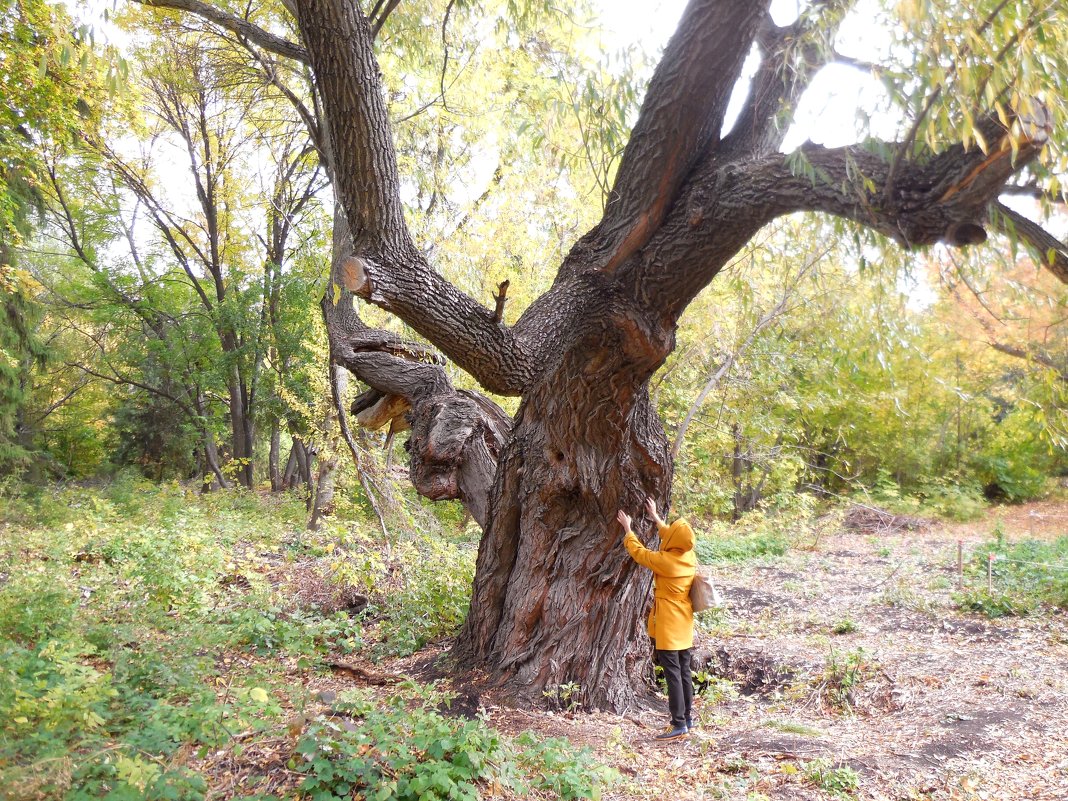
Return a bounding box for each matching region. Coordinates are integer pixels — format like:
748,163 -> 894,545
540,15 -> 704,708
307,455 -> 336,529
200,434 -> 228,491
295,439 -> 312,486
308,365 -> 344,530
282,440 -> 300,489
227,371 -> 255,488
289,438 -> 316,507
243,408 -> 256,488
193,393 -> 230,491
269,421 -> 282,491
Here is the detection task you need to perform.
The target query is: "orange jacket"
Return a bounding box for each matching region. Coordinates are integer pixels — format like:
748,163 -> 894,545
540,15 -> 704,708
624,518 -> 697,650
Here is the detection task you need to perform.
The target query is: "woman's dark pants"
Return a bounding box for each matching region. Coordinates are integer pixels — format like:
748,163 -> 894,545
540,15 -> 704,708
656,647 -> 693,728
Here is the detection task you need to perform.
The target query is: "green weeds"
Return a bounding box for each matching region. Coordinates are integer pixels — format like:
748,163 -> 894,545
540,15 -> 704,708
372,538 -> 475,658
810,647 -> 875,713
831,619 -> 857,635
695,529 -> 789,563
956,527 -> 1068,617
800,758 -> 860,796
294,685 -> 615,801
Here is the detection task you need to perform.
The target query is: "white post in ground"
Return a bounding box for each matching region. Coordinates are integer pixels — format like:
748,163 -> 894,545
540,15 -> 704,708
958,540 -> 964,590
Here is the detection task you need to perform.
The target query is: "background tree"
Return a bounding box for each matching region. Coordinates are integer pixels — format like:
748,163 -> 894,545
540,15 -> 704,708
27,19 -> 330,488
0,0 -> 123,475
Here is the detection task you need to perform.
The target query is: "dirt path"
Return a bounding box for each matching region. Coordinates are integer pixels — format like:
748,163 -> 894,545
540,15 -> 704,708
469,502 -> 1068,800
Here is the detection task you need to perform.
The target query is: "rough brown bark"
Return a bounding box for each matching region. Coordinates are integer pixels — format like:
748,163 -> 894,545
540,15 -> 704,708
269,421 -> 282,492
456,296 -> 677,709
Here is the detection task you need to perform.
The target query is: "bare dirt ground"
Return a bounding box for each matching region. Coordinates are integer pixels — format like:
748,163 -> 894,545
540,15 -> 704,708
203,502 -> 1068,800
464,501 -> 1068,800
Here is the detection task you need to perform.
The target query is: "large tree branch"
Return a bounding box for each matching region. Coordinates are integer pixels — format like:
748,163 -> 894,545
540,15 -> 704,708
294,0 -> 531,394
988,340 -> 1067,380
328,317 -> 511,529
881,0 -> 1015,201
134,0 -> 309,62
633,109 -> 1051,316
989,201 -> 1068,284
982,341 -> 1068,382
560,0 -> 770,277
291,0 -> 406,249
321,206 -> 511,529
1000,181 -> 1067,205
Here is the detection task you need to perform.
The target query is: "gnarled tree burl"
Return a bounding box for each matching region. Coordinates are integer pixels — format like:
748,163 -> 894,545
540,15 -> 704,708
138,0 -> 1065,711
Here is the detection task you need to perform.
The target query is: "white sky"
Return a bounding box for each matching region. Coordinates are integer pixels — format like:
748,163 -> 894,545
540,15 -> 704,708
591,0 -> 897,150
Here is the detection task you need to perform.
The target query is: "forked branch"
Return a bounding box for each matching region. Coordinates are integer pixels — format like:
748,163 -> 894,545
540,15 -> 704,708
563,0 -> 770,276
638,109 -> 1052,315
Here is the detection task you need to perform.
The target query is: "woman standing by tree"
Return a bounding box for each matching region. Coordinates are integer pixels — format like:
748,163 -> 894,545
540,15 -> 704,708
617,499 -> 697,741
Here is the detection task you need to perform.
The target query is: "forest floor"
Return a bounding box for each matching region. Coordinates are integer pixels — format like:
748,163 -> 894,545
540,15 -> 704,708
361,501 -> 1068,801
7,488 -> 1068,801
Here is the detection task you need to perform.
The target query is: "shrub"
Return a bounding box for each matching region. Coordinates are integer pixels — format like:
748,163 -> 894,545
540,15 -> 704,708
916,479 -> 986,521
815,647 -> 874,712
831,619 -> 857,635
374,538 -> 475,657
514,732 -> 617,799
801,758 -> 859,796
695,528 -> 789,563
224,605 -> 363,656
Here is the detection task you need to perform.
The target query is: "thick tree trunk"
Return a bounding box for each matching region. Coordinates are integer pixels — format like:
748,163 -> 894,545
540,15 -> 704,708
455,305 -> 675,710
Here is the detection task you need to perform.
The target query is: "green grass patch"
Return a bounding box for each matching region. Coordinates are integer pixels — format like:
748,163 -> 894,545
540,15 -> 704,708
294,684 -> 616,801
695,530 -> 789,563
956,528 -> 1068,617
762,719 -> 825,737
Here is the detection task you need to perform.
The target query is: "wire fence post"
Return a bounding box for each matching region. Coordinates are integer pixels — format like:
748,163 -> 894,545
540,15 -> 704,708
957,540 -> 964,590
987,552 -> 995,593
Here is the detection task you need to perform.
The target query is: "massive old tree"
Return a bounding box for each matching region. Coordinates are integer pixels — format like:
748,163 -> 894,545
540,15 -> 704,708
135,0 -> 1068,709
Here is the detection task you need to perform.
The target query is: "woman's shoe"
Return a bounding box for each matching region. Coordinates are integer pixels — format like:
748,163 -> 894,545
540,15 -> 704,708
654,725 -> 689,742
